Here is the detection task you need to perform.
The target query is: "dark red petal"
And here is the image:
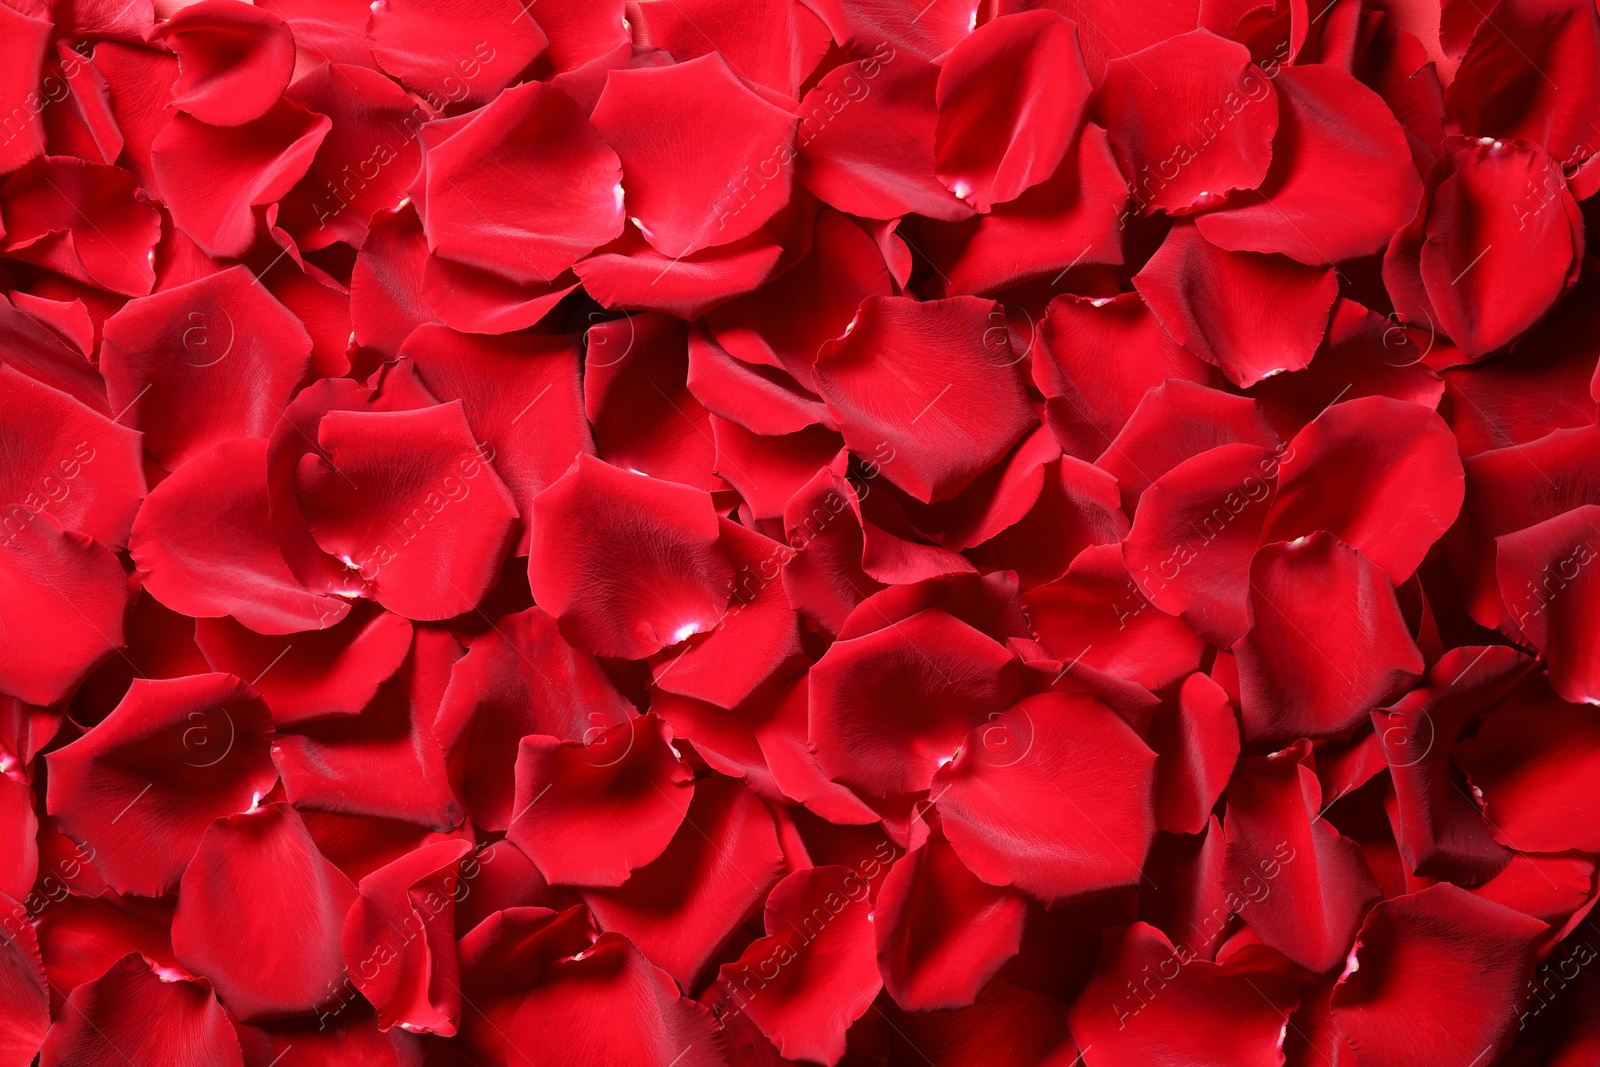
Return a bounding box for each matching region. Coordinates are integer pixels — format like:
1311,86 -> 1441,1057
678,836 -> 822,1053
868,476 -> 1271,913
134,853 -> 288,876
933,692 -> 1157,905
39,954 -> 243,1067
342,838 -> 472,1036
33,895 -> 176,1015
1069,923 -> 1298,1066
0,291 -> 109,414
1223,746 -> 1380,973
0,156 -> 159,297
1419,139 -> 1582,359
1134,223 -> 1338,388
752,674 -> 882,825
583,773 -> 783,988
528,454 -> 733,659
1151,672 -> 1240,835
813,295 -> 1036,503
1443,0 -> 1600,172
1263,396 -> 1463,585
172,802 -> 357,1023
296,401 -> 519,621
583,313 -> 716,490
717,865 -> 881,1065
0,363 -> 143,547
876,827 -> 1028,1011
151,100 -> 331,259
1092,30 -> 1278,217
153,0 -> 295,126
591,54 -> 798,258
795,51 -> 972,222
1451,425 -> 1600,630
934,11 -> 1090,212
881,976 -> 1081,1067
0,891 -> 48,1067
1235,534 -> 1424,741
46,673 -> 278,895
1454,673 -> 1600,853
965,454 -> 1130,591
399,325 -> 593,556
504,932 -> 725,1067
1376,645 -> 1530,883
131,437 -> 350,634
1035,292 -> 1218,462
506,714 -> 693,887
1022,543 -> 1207,693
1096,378 -> 1280,515
435,606 -> 633,831
1247,298 -> 1446,440
272,627 -> 464,829
1331,884 -> 1546,1067
368,0 -> 546,107
101,265 -> 312,471
422,81 -> 622,286
194,606 -> 412,726
1195,64 -> 1423,264
1122,442 -> 1285,646
810,607 -> 1022,797
1495,505 -> 1600,704
278,62 -> 426,251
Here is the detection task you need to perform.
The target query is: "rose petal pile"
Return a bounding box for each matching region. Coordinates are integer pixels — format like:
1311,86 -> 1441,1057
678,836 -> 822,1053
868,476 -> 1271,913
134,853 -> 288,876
1,0 -> 1598,1064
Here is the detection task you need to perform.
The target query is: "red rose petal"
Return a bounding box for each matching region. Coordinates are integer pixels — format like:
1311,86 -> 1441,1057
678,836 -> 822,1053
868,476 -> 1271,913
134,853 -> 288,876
813,295 -> 1036,503
1195,64 -> 1423,264
933,692 -> 1157,905
528,454 -> 733,660
153,0 -> 296,127
296,401 -> 519,621
1134,222 -> 1338,388
38,953 -> 242,1067
151,100 -> 330,259
130,437 -> 351,634
1330,884 -> 1546,1067
171,802 -> 356,1023
583,773 -> 783,988
435,606 -> 634,831
717,864 -> 881,1066
1495,505 -> 1600,704
368,0 -> 547,108
875,826 -> 1028,1011
0,156 -> 159,297
506,714 -> 694,887
1150,672 -> 1241,836
934,11 -> 1091,212
422,81 -> 622,286
100,265 -> 312,472
591,54 -> 798,258
46,674 -> 277,895
342,837 -> 472,1035
1092,30 -> 1278,218
1235,533 -> 1424,741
